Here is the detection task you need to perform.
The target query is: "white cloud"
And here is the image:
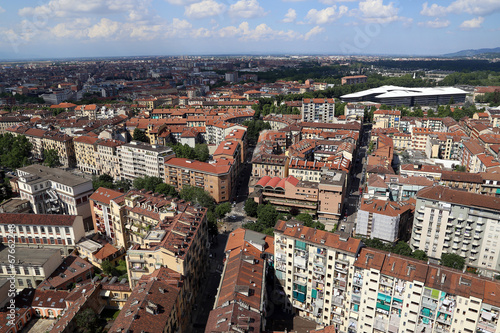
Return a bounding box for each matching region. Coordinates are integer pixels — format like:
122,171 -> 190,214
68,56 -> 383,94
217,21 -> 300,41
305,5 -> 348,25
50,18 -> 92,38
303,25 -> 324,40
228,0 -> 266,19
418,18 -> 450,28
87,18 -> 120,38
358,0 -> 399,22
165,0 -> 197,4
420,2 -> 448,16
282,8 -> 297,23
0,6 -> 5,13
320,0 -> 357,3
422,0 -> 500,17
19,0 -> 151,18
460,16 -> 484,29
184,0 -> 226,18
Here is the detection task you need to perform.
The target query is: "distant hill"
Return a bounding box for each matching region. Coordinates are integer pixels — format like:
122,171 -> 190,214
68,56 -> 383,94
442,47 -> 500,58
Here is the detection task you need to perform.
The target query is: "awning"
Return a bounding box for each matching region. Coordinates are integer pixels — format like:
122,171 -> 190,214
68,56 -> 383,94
481,311 -> 493,321
100,290 -> 111,297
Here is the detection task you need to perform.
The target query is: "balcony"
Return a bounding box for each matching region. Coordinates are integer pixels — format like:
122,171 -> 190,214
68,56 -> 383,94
374,318 -> 388,332
421,298 -> 437,311
334,264 -> 348,274
351,294 -> 361,304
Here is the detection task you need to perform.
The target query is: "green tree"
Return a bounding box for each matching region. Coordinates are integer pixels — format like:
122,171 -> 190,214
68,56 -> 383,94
454,165 -> 467,172
179,185 -> 215,211
133,176 -> 164,192
440,253 -> 465,270
295,213 -> 313,225
114,179 -> 131,192
133,128 -> 149,143
257,204 -> 279,228
411,250 -> 428,261
75,308 -> 99,333
43,149 -> 61,167
393,241 -> 413,256
244,198 -> 258,217
0,133 -> 32,168
194,144 -> 210,162
0,173 -> 13,203
101,260 -> 114,276
92,174 -> 114,190
215,202 -> 232,219
155,183 -> 178,197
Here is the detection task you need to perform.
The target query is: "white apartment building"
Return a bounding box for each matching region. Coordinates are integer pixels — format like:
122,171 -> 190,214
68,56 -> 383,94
117,141 -> 173,181
96,139 -> 124,180
301,98 -> 336,123
411,186 -> 500,276
0,213 -> 86,255
274,220 -> 362,328
16,164 -> 93,219
275,221 -> 500,333
356,199 -> 414,243
0,246 -> 62,290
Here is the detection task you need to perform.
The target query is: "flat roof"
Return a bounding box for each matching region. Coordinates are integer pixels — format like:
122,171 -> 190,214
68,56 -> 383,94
17,164 -> 91,187
0,245 -> 59,266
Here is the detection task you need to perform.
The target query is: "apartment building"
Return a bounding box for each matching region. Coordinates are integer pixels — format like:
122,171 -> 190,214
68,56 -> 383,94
341,75 -> 367,85
0,115 -> 29,134
274,220 -> 362,327
393,133 -> 411,150
74,135 -> 99,175
411,186 -> 500,275
411,127 -> 434,151
251,154 -> 289,178
0,246 -> 62,290
439,171 -> 483,194
355,198 -> 415,243
107,190 -> 209,296
16,164 -> 93,219
164,157 -> 233,203
95,138 -> 124,180
301,98 -> 336,123
109,267 -> 186,333
373,110 -> 401,129
0,213 -> 86,256
275,222 -> 500,333
118,141 -> 173,181
89,187 -> 124,243
349,247 -> 500,333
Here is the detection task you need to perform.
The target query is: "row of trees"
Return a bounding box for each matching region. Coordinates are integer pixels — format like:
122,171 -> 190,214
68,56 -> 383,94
168,143 -> 210,162
360,238 -> 429,261
0,133 -> 32,169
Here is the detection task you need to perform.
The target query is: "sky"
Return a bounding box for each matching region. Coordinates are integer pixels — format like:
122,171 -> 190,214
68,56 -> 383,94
0,0 -> 499,60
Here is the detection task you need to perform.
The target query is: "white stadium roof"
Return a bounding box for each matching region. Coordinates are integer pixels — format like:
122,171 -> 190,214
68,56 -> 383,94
341,85 -> 467,99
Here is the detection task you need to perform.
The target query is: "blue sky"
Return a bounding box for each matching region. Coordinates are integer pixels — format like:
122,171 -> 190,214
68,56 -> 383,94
0,0 -> 499,59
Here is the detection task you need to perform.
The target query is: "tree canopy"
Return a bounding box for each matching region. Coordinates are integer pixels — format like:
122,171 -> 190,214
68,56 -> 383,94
215,202 -> 232,219
43,149 -> 61,168
440,253 -> 465,270
132,128 -> 149,143
0,133 -> 32,169
132,176 -> 164,192
244,198 -> 258,217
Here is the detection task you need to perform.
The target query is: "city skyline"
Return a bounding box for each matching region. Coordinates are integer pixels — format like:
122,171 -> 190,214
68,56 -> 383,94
0,0 -> 500,60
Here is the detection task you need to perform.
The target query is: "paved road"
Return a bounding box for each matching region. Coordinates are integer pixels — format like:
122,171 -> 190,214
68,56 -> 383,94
190,233 -> 228,332
338,124 -> 371,236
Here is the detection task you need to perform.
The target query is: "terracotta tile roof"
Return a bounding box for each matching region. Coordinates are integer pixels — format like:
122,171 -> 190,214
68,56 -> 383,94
93,243 -> 120,260
440,170 -> 483,183
110,267 -> 181,333
205,303 -> 262,333
15,288 -> 69,309
73,135 -> 99,145
165,157 -> 231,175
417,185 -> 500,211
359,198 -> 414,217
36,255 -> 93,290
0,213 -> 78,226
216,249 -> 265,310
275,220 -> 361,254
354,247 -> 386,271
